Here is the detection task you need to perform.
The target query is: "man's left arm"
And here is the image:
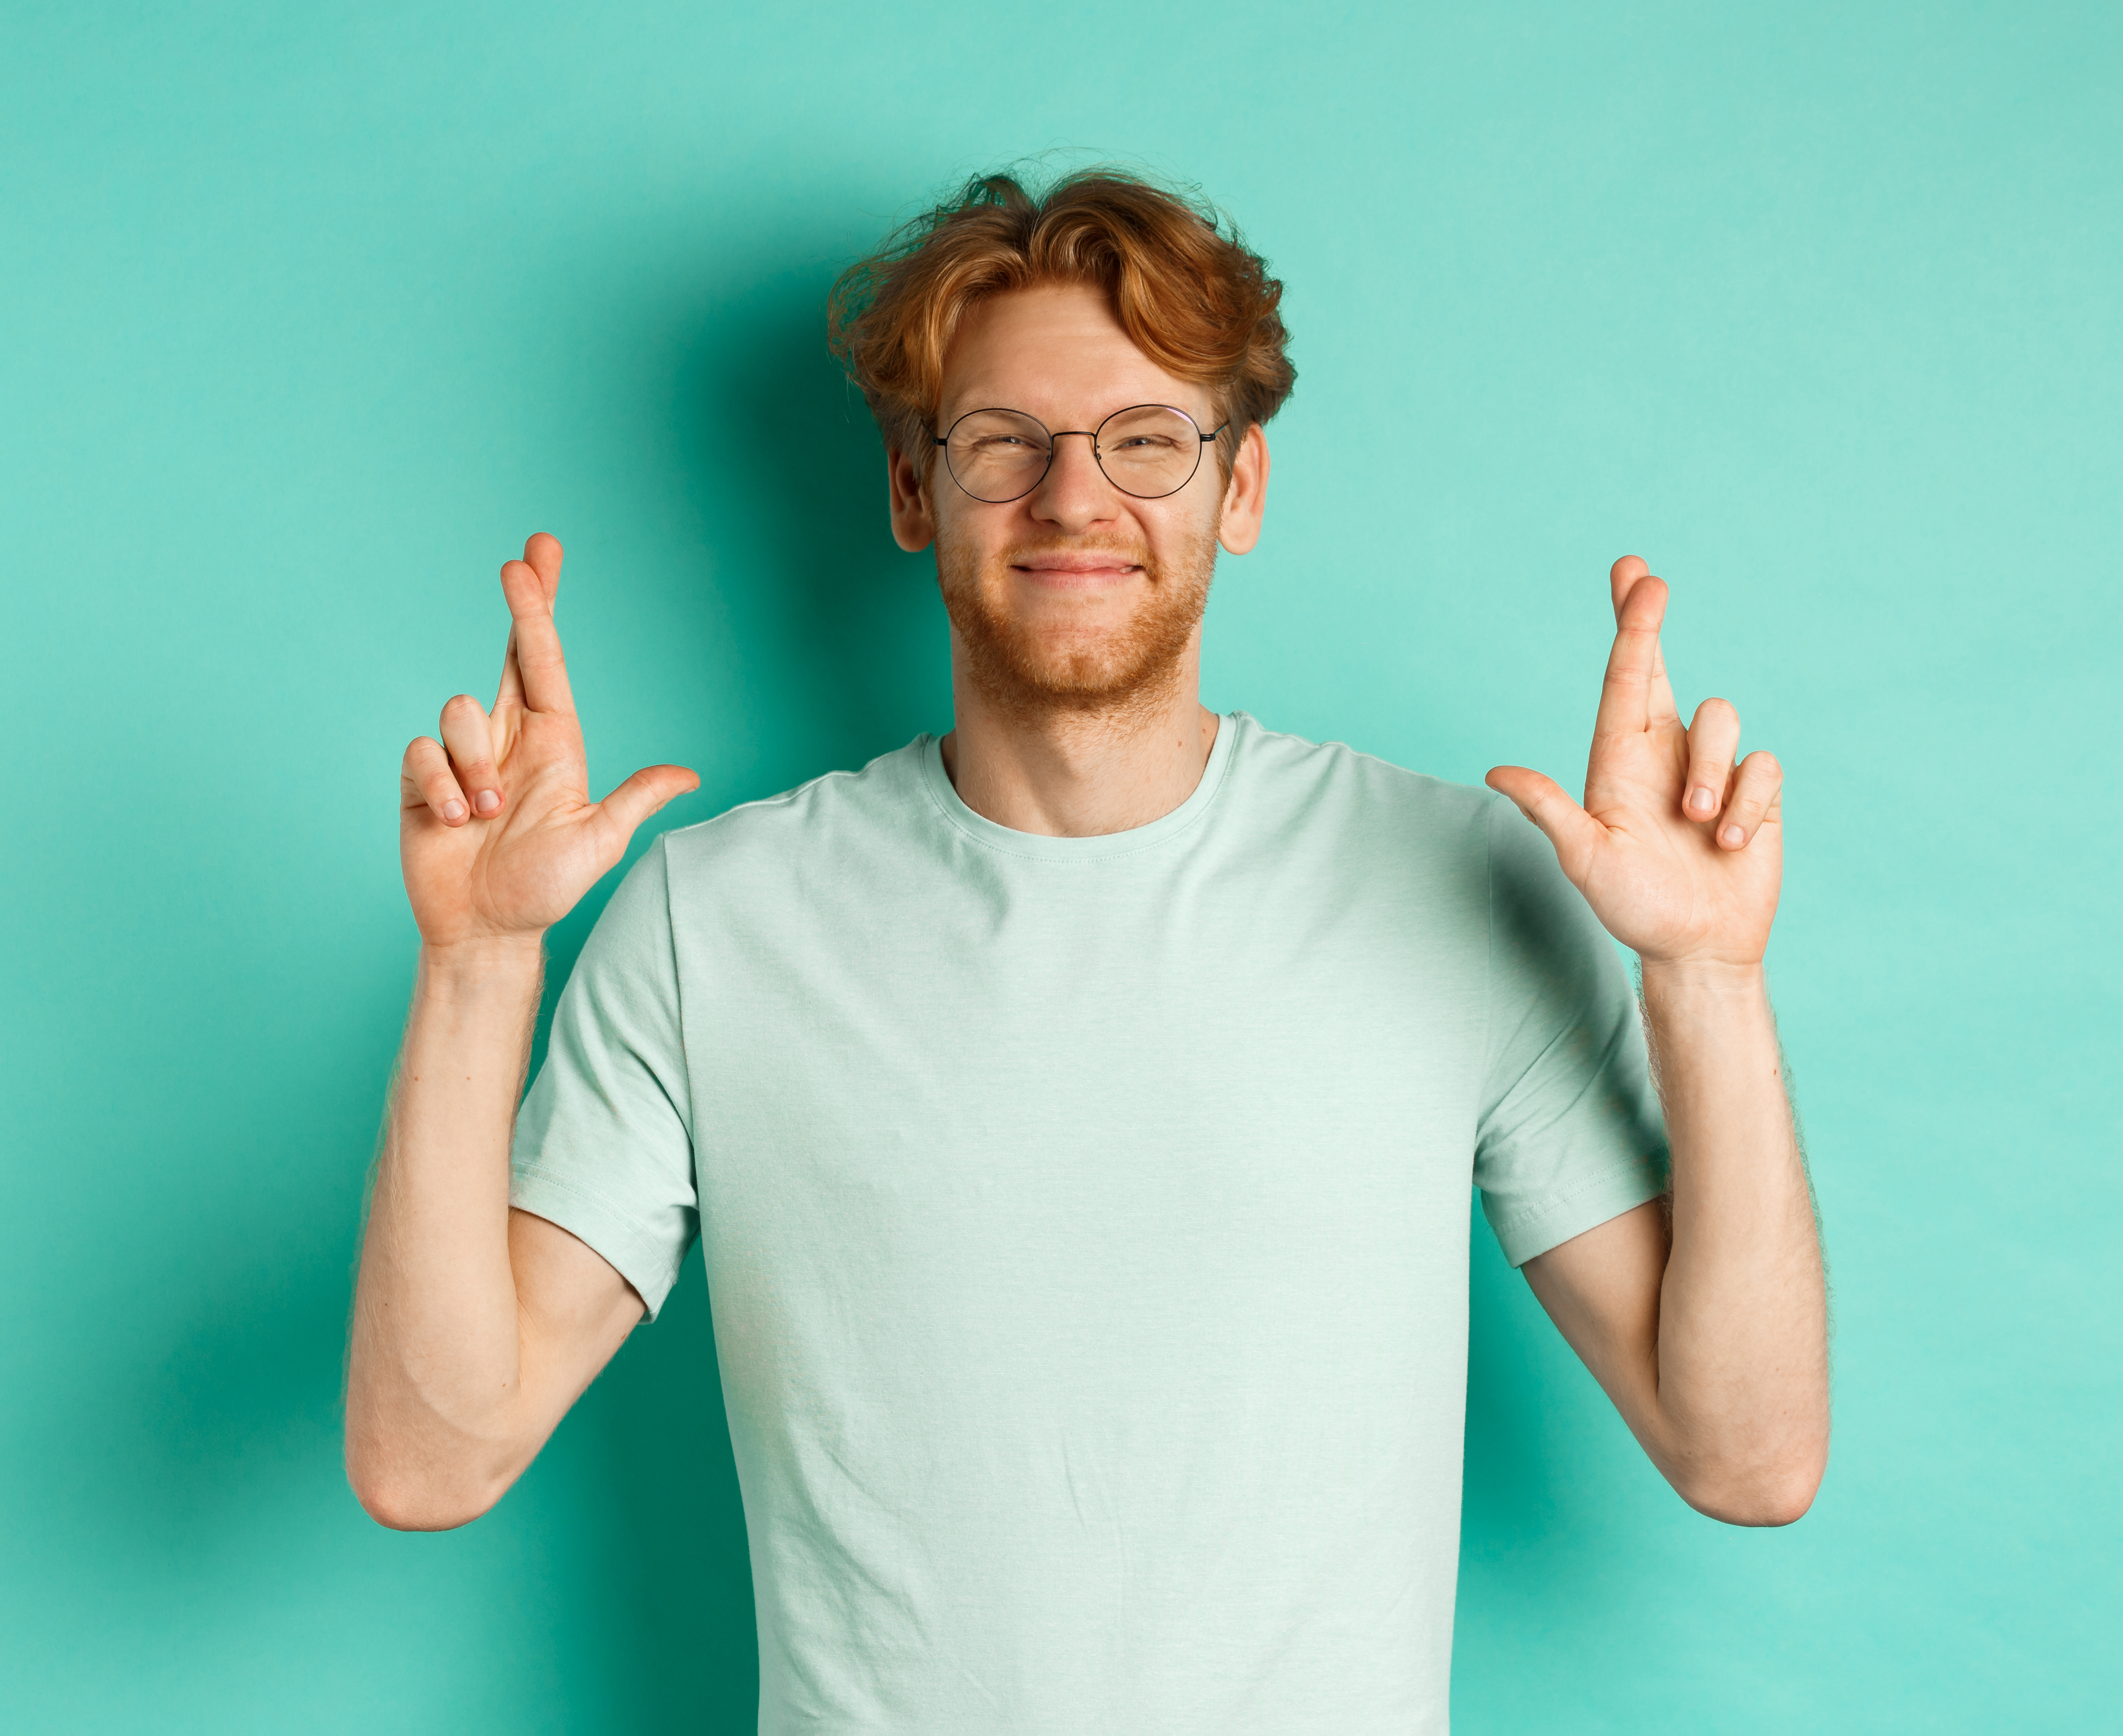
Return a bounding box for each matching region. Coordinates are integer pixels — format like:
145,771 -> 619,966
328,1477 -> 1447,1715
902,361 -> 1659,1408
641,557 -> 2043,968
1487,556 -> 1830,1527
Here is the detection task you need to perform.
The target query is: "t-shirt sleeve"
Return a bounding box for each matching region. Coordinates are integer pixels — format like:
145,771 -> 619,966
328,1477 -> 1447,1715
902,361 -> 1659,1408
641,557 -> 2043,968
1473,795 -> 1669,1266
510,835 -> 699,1320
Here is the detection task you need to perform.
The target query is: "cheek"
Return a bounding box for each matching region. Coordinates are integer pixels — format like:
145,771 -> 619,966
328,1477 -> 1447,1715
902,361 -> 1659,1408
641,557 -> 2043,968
935,500 -> 1020,567
1139,498 -> 1220,565
931,514 -> 999,593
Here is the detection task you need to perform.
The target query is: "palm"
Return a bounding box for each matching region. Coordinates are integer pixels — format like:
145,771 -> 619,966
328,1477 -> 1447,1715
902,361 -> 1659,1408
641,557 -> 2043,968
1488,558 -> 1784,970
398,535 -> 698,951
401,708 -> 598,943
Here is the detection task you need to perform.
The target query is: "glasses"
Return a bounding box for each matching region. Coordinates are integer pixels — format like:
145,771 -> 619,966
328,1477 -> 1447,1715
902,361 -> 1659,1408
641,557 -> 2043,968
933,404 -> 1228,504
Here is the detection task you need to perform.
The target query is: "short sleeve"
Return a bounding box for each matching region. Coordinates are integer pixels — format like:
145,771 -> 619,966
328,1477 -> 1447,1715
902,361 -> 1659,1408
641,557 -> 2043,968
510,836 -> 699,1320
1474,797 -> 1669,1266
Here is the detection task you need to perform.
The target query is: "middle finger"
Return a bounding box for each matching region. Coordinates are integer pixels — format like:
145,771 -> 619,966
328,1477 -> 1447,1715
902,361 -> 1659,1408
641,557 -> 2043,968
439,693 -> 505,816
1683,698 -> 1741,823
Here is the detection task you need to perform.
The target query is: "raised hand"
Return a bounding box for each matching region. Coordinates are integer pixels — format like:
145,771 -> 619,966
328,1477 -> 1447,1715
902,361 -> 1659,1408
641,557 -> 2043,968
398,534 -> 699,951
1486,556 -> 1783,969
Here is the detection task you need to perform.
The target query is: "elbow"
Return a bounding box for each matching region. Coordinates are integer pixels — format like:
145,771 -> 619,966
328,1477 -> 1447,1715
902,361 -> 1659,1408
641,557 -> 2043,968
1673,1441 -> 1829,1529
350,1475 -> 494,1533
344,1438 -> 508,1533
1688,1476 -> 1819,1529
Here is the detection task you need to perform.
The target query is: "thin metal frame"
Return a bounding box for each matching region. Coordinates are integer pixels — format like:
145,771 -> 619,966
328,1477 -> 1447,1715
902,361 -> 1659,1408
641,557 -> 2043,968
933,404 -> 1229,503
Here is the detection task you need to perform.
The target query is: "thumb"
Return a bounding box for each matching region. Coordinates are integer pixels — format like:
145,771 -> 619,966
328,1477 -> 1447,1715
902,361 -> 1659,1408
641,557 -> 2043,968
1485,766 -> 1603,885
595,764 -> 700,846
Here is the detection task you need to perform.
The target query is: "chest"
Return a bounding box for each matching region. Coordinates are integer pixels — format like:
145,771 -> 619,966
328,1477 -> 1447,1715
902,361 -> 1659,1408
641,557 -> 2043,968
680,852 -> 1487,1308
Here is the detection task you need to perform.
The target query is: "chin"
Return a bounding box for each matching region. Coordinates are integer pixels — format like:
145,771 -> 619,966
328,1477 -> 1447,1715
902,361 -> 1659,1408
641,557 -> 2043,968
937,533 -> 1218,717
1011,621 -> 1138,689
1019,648 -> 1144,700
961,606 -> 1191,712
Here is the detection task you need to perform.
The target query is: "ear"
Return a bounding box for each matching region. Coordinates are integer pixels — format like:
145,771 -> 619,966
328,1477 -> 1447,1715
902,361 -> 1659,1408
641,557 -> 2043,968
1216,424 -> 1269,556
888,445 -> 937,552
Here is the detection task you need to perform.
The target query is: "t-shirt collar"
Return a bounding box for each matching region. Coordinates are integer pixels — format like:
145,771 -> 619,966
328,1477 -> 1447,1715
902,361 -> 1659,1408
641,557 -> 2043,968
916,711 -> 1244,861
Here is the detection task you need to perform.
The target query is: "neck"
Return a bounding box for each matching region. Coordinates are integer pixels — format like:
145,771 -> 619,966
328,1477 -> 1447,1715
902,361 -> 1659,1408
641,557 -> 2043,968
938,631 -> 1221,837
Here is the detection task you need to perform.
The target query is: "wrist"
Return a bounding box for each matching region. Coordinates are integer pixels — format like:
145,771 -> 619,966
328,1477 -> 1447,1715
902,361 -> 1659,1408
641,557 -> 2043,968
1637,954 -> 1768,1005
417,933 -> 546,999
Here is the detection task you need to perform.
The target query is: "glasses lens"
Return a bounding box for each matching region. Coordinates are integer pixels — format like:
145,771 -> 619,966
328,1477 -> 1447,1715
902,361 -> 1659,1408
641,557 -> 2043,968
946,410 -> 1051,502
1097,406 -> 1204,498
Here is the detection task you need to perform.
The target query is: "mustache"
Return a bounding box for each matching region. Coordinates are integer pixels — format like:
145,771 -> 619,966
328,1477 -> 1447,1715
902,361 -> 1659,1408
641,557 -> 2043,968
996,535 -> 1155,566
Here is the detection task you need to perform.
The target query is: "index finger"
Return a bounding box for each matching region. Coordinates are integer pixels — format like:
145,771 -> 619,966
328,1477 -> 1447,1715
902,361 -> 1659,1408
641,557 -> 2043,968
495,533 -> 564,709
498,553 -> 574,716
1609,555 -> 1678,725
1594,569 -> 1668,737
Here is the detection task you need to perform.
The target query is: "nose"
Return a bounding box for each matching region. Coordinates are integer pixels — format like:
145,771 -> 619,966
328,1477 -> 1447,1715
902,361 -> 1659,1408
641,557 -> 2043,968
1028,430 -> 1117,533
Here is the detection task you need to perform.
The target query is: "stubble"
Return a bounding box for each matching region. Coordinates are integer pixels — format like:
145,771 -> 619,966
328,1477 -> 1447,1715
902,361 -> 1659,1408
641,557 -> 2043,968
934,527 -> 1219,729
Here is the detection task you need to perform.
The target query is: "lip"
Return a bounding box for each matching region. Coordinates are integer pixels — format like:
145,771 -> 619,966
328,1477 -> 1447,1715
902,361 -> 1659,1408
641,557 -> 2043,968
1010,555 -> 1144,587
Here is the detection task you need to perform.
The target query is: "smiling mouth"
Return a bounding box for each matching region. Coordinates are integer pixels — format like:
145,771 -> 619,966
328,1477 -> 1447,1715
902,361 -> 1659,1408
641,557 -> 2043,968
1009,555 -> 1146,586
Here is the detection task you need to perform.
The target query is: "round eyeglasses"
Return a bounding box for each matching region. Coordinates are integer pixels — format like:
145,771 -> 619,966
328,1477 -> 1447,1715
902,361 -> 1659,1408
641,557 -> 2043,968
933,404 -> 1228,504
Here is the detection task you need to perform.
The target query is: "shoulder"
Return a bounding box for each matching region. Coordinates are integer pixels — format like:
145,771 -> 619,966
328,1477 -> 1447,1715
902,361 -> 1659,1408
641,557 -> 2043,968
1228,719 -> 1607,982
655,737 -> 932,877
1227,713 -> 1499,845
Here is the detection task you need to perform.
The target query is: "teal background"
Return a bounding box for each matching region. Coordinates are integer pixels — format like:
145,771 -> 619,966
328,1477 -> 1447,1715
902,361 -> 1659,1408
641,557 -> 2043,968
3,2 -> 2116,1728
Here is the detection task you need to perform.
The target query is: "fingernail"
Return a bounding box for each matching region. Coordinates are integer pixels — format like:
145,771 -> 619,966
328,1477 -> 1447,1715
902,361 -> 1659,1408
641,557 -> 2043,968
1721,824 -> 1744,847
474,789 -> 501,815
1689,787 -> 1716,815
442,800 -> 466,823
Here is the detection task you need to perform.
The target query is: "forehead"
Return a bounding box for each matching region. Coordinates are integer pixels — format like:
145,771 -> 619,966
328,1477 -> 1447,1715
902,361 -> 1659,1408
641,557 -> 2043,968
938,282 -> 1209,426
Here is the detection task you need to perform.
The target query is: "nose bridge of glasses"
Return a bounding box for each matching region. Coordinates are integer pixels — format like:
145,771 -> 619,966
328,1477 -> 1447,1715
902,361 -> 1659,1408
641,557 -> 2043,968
1024,429 -> 1110,512
1041,427 -> 1102,456
1048,428 -> 1105,466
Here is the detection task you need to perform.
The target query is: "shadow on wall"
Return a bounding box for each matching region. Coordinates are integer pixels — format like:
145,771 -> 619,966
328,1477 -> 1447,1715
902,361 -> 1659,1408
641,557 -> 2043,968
1462,1225 -> 1569,1547
673,244 -> 952,788
569,1256 -> 761,1729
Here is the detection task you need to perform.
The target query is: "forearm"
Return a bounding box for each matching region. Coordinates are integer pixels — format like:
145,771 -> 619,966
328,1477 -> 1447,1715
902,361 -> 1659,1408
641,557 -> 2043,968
346,939 -> 545,1526
1639,960 -> 1828,1520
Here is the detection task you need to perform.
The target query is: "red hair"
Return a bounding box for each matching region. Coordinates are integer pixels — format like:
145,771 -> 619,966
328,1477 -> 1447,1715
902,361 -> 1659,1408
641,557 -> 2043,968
829,167 -> 1295,470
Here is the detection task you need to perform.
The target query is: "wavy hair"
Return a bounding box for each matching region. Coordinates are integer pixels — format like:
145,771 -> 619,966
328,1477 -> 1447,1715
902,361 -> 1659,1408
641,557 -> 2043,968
828,166 -> 1295,473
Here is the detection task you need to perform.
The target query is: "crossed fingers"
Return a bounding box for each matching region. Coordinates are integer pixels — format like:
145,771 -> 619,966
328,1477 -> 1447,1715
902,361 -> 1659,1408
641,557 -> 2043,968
1603,556 -> 1781,852
494,533 -> 572,718
401,534 -> 571,831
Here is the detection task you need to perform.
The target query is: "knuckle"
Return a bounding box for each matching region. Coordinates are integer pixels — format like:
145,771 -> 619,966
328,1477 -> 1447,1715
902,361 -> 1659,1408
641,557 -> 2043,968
443,693 -> 483,717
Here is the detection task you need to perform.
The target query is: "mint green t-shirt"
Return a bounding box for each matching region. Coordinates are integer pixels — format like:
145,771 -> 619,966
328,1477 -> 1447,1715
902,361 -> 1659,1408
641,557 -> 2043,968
511,712 -> 1667,1734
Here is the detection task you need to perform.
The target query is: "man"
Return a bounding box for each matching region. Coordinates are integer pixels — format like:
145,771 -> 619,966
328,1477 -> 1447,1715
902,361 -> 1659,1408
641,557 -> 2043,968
347,169 -> 1828,1731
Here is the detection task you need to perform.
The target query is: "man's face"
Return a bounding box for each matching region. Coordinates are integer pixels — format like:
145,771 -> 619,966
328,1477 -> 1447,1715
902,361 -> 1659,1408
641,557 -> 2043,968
888,282 -> 1268,715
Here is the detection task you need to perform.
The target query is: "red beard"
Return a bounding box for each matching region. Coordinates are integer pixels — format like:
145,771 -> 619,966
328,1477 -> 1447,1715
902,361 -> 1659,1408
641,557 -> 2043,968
935,526 -> 1218,722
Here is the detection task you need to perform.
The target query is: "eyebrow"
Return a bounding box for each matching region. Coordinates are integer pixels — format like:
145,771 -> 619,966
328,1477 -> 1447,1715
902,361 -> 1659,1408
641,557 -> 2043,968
935,396 -> 1215,429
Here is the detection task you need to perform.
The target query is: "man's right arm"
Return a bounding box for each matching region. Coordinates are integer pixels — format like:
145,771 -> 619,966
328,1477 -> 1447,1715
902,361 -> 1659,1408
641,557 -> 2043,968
345,940 -> 642,1530
344,533 -> 696,1530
